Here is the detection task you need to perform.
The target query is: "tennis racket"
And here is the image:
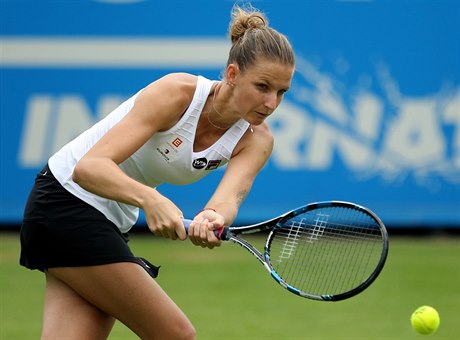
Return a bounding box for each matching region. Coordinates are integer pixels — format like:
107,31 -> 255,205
183,201 -> 388,302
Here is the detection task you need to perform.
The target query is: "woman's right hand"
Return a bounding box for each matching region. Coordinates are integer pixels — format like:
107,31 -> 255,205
142,192 -> 186,241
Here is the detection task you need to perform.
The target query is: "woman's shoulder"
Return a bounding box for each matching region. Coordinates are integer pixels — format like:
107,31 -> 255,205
249,122 -> 274,144
158,72 -> 199,91
232,122 -> 274,159
141,73 -> 200,106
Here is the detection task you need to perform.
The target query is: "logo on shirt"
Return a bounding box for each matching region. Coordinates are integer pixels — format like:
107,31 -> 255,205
192,157 -> 207,169
192,158 -> 221,170
171,137 -> 183,148
156,136 -> 184,163
206,159 -> 221,170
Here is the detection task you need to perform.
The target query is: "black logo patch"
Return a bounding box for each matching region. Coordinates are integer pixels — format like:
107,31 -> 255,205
206,160 -> 221,170
192,157 -> 207,169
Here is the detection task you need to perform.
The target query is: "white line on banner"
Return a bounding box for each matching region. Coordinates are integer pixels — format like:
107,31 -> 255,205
0,37 -> 230,68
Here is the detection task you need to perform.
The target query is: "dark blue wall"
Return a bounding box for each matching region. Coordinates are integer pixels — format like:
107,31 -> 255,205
1,0 -> 459,227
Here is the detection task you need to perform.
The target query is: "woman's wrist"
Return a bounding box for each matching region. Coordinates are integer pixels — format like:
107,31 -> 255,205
196,207 -> 217,215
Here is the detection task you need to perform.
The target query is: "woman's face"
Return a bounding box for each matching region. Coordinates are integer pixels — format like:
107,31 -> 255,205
231,59 -> 295,125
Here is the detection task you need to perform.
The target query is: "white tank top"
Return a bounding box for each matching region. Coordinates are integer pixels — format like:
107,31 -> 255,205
49,76 -> 250,232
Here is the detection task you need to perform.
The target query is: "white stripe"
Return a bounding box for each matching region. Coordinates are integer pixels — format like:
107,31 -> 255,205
0,37 -> 230,68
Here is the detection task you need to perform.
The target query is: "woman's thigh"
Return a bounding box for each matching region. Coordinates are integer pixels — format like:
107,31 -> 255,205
42,273 -> 116,340
46,262 -> 195,340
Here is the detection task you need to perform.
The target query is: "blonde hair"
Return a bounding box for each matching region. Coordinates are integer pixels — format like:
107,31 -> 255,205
227,5 -> 295,72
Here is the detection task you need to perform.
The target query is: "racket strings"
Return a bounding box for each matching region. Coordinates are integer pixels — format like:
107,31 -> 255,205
268,207 -> 383,296
276,219 -> 303,264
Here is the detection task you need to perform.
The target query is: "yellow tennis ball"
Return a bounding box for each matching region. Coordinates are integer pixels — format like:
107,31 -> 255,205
411,306 -> 440,335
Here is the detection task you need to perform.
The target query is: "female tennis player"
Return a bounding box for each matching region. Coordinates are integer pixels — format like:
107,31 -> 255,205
20,5 -> 295,339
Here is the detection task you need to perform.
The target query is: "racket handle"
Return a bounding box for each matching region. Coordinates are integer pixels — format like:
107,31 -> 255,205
182,218 -> 226,240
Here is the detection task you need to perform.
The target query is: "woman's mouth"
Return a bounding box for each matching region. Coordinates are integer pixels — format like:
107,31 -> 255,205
256,111 -> 270,118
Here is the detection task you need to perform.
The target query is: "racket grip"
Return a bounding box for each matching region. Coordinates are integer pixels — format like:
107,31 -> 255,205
182,218 -> 226,240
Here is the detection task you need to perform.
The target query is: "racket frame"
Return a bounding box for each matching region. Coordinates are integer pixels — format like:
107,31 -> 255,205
184,200 -> 389,302
221,201 -> 389,301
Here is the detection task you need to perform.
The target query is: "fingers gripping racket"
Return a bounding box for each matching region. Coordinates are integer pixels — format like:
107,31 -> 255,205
183,201 -> 389,302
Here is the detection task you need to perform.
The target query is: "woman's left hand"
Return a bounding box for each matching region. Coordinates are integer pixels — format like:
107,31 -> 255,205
188,211 -> 224,249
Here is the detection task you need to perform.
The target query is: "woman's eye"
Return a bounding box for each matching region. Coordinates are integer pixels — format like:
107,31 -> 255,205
257,84 -> 268,91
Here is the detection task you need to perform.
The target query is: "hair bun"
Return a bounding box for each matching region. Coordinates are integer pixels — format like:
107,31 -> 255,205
229,7 -> 268,44
225,5 -> 294,72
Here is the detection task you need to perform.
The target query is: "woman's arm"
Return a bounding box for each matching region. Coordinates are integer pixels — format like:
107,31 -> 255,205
188,122 -> 274,247
72,73 -> 197,240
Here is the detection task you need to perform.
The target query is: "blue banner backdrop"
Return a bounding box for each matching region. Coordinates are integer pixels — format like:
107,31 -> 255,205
1,0 -> 459,227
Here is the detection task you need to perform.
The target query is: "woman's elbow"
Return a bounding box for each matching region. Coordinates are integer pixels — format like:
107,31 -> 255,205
72,160 -> 89,184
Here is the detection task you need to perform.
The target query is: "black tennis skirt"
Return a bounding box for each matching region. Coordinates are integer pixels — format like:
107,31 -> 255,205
19,164 -> 159,278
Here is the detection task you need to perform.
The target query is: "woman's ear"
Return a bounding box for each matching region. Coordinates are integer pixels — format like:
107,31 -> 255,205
225,63 -> 239,84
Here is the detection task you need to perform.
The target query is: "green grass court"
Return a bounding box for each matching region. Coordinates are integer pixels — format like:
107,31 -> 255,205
1,232 -> 459,339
